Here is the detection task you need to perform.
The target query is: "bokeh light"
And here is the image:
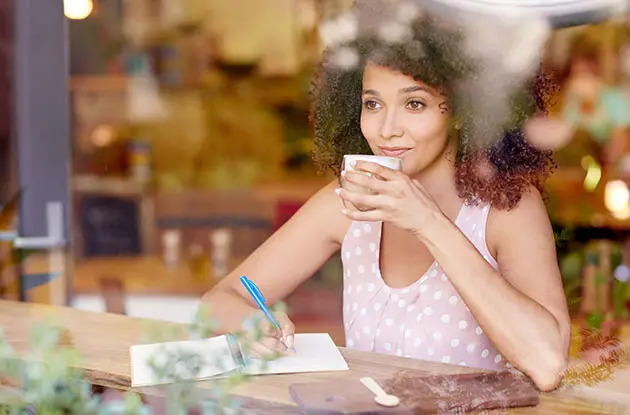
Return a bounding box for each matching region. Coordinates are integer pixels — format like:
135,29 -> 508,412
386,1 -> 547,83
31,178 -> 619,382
581,155 -> 602,192
605,180 -> 630,219
63,0 -> 94,20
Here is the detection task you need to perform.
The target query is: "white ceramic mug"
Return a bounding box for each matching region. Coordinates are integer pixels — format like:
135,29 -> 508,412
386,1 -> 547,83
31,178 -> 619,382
342,155 -> 403,173
340,155 -> 403,211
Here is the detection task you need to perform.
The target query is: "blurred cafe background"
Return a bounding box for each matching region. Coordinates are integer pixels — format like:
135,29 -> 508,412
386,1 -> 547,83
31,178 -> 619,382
0,0 -> 629,349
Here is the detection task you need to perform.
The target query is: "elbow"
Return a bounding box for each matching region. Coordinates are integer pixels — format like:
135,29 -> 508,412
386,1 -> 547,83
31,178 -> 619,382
528,352 -> 568,392
527,314 -> 571,392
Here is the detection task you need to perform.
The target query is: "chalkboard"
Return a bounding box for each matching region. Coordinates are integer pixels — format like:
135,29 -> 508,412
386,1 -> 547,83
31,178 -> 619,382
79,195 -> 141,256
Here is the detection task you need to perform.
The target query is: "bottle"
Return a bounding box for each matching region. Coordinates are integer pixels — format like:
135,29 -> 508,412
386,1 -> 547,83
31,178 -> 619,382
188,243 -> 211,284
162,229 -> 181,269
128,139 -> 152,183
210,228 -> 232,280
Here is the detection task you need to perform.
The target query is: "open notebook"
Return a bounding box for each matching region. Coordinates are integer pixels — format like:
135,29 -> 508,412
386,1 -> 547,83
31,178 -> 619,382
130,333 -> 349,387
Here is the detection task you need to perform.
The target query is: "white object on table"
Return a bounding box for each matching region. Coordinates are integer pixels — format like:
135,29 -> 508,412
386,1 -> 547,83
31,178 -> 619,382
360,376 -> 401,408
130,333 -> 348,387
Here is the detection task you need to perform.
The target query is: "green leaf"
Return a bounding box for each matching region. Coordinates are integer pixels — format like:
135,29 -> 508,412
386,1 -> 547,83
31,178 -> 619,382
612,281 -> 627,318
29,318 -> 62,355
122,392 -> 150,415
560,252 -> 583,281
586,312 -> 605,330
0,295 -> 258,414
189,303 -> 219,340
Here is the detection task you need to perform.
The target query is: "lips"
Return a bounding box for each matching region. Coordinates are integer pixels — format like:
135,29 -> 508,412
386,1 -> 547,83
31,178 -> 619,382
378,146 -> 412,157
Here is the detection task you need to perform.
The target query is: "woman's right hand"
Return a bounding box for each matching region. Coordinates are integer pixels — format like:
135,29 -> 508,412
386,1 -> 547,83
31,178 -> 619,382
244,311 -> 295,359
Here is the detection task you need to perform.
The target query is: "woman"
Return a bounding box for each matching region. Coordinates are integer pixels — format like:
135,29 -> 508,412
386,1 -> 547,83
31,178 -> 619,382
202,1 -> 570,391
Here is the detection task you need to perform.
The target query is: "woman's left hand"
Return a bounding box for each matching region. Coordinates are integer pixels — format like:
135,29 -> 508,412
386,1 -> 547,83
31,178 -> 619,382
337,161 -> 444,238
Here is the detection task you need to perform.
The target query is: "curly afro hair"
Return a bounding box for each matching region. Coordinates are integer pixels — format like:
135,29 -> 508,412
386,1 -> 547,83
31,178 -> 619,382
310,3 -> 556,211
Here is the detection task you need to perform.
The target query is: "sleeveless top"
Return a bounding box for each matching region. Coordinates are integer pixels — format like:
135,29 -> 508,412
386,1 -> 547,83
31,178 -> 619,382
341,202 -> 511,371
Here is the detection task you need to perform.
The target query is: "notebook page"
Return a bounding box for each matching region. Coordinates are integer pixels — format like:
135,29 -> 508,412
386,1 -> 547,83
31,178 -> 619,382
243,333 -> 349,375
130,335 -> 238,387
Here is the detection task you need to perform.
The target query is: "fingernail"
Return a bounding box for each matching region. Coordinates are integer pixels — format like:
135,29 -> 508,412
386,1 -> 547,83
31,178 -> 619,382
349,160 -> 357,167
341,171 -> 347,178
335,188 -> 341,196
341,209 -> 348,215
285,334 -> 294,349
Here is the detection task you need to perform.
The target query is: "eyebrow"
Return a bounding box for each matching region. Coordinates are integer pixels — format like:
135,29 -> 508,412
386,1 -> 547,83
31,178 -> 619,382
362,85 -> 434,96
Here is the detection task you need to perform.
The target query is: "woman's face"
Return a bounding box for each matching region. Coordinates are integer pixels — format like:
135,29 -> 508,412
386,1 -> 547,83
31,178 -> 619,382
360,63 -> 451,177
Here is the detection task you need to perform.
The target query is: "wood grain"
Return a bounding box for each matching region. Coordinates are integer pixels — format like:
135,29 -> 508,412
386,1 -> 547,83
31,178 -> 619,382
289,371 -> 539,414
0,300 -> 628,414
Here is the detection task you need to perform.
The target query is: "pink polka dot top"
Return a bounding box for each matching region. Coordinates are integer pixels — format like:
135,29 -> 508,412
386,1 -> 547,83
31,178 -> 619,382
341,202 -> 510,370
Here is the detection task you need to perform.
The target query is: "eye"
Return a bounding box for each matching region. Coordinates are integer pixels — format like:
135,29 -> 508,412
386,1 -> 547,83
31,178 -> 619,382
405,99 -> 425,111
363,99 -> 381,111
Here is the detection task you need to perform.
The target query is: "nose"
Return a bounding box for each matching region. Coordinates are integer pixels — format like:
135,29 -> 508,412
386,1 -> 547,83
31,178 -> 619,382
380,108 -> 403,140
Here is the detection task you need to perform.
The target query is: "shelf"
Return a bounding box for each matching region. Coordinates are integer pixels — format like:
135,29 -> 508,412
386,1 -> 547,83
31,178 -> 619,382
73,175 -> 150,197
70,76 -> 129,93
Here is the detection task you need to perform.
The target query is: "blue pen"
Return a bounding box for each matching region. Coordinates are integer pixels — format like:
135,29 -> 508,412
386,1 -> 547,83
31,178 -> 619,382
240,276 -> 296,353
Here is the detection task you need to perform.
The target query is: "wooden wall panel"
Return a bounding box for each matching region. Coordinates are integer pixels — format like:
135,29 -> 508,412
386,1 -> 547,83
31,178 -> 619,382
0,0 -> 15,202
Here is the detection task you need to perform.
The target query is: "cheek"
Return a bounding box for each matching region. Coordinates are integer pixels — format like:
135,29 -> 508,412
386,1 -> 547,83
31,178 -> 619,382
405,113 -> 449,146
360,113 -> 380,141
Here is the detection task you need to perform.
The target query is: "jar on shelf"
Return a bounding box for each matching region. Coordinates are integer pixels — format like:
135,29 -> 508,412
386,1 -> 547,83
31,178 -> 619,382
188,243 -> 212,285
128,139 -> 152,183
161,229 -> 181,269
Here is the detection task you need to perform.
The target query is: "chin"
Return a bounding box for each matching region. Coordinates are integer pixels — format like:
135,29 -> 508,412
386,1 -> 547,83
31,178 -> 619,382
399,158 -> 416,175
401,157 -> 431,177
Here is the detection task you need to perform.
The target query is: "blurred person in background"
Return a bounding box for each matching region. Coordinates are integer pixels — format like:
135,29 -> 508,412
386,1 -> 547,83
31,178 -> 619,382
202,0 -> 570,391
560,34 -> 630,171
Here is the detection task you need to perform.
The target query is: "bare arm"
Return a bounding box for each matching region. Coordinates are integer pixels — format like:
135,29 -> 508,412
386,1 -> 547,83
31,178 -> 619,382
423,188 -> 570,391
201,180 -> 349,333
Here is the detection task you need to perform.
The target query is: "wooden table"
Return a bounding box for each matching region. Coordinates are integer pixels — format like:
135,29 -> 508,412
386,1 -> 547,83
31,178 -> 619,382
0,300 -> 628,414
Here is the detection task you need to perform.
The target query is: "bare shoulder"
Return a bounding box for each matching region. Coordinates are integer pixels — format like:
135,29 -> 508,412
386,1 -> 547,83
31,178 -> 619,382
298,179 -> 352,246
488,187 -> 550,233
486,187 -> 554,258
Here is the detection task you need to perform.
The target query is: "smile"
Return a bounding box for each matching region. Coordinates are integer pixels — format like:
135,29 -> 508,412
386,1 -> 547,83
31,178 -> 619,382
378,146 -> 412,157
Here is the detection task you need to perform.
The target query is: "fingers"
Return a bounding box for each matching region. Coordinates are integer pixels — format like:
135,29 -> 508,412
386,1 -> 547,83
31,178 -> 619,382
248,336 -> 288,359
336,188 -> 388,212
341,207 -> 385,222
352,161 -> 400,181
341,170 -> 389,195
338,172 -> 377,211
275,312 -> 295,349
245,311 -> 296,359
